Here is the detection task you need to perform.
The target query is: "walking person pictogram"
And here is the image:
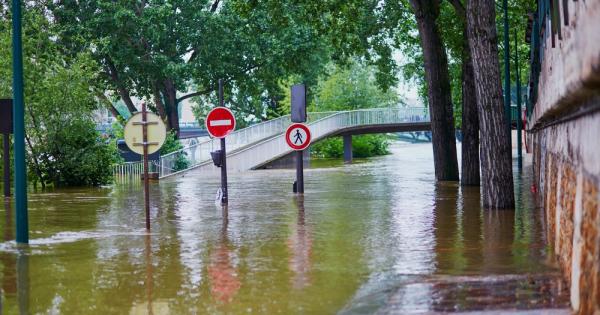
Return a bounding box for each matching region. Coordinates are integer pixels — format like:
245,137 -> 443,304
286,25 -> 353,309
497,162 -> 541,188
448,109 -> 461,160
294,129 -> 303,144
285,123 -> 311,151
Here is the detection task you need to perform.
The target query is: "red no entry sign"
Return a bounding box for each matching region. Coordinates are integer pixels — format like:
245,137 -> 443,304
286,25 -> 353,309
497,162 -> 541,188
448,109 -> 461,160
206,107 -> 236,138
286,123 -> 311,151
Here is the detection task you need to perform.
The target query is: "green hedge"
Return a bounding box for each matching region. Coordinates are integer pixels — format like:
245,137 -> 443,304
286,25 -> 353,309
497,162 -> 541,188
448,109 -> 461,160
311,134 -> 390,159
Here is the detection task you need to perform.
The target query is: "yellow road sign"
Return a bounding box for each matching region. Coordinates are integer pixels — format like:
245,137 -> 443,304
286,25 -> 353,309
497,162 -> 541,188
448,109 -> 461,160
124,112 -> 167,155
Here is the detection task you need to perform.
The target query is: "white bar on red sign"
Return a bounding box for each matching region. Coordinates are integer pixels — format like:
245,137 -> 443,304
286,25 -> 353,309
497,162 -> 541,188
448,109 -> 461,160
209,119 -> 232,127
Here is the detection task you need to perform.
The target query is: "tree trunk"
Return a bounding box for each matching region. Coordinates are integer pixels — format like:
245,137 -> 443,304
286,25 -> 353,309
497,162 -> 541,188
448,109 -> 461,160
409,0 -> 459,181
153,82 -> 168,120
105,59 -> 137,114
466,0 -> 514,208
460,28 -> 481,186
164,79 -> 180,138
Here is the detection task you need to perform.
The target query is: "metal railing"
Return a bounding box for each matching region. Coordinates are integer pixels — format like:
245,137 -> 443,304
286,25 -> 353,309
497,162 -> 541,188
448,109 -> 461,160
220,107 -> 429,172
158,112 -> 336,178
160,107 -> 429,178
112,160 -> 159,182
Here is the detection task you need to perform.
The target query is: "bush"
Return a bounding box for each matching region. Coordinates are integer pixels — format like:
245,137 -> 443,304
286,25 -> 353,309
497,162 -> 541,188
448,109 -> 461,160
311,134 -> 390,159
34,119 -> 119,186
160,131 -> 189,171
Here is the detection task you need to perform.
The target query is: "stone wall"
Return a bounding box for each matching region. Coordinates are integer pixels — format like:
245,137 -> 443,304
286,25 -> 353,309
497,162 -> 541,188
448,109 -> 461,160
529,1 -> 600,314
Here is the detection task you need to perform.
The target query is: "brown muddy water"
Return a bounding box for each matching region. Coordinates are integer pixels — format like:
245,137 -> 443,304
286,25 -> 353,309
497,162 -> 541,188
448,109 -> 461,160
0,143 -> 569,314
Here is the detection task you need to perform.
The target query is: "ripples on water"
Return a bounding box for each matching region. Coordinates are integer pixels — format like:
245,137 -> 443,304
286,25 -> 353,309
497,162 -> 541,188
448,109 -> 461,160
0,143 -> 567,314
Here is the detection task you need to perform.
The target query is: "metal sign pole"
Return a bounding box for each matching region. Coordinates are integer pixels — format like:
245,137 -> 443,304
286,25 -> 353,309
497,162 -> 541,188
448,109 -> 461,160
3,134 -> 9,197
502,0 -> 512,148
219,79 -> 228,204
296,150 -> 304,194
12,0 -> 28,244
514,28 -> 523,170
142,103 -> 151,230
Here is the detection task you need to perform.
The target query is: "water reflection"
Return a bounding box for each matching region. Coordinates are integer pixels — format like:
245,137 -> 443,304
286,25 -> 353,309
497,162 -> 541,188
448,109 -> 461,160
1,201 -> 14,315
145,234 -> 153,315
0,144 -> 566,314
16,253 -> 28,315
207,206 -> 240,304
287,195 -> 312,289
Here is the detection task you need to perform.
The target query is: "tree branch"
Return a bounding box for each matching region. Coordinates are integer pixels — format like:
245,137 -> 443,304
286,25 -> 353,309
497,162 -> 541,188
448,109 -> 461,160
447,0 -> 466,20
177,63 -> 262,103
96,92 -> 122,119
176,86 -> 214,104
153,82 -> 168,119
105,57 -> 137,114
210,0 -> 221,13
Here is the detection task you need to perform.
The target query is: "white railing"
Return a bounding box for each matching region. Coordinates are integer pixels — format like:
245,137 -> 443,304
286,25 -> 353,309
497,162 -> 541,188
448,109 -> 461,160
219,107 -> 429,172
112,160 -> 160,182
158,107 -> 429,178
158,112 -> 337,177
112,108 -> 430,179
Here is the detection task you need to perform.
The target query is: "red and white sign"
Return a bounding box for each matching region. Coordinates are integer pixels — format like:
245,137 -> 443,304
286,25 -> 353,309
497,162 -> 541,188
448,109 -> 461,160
285,123 -> 311,151
206,107 -> 236,138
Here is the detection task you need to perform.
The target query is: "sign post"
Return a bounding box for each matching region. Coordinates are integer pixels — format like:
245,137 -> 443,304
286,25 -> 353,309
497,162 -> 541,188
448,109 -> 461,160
124,104 -> 166,230
206,80 -> 236,205
12,0 -> 28,244
285,123 -> 311,194
1,99 -> 12,198
289,84 -> 309,194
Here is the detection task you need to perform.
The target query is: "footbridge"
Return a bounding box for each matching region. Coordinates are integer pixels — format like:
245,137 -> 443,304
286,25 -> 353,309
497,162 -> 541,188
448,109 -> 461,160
158,107 -> 430,178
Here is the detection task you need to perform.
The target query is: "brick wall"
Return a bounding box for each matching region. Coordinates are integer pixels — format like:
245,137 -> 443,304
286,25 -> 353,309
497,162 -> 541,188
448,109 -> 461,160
530,1 -> 600,314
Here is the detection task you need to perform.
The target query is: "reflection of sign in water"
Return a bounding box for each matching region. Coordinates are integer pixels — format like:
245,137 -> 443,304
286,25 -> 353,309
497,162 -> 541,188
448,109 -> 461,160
215,188 -> 223,206
285,123 -> 311,151
208,213 -> 240,303
288,196 -> 312,289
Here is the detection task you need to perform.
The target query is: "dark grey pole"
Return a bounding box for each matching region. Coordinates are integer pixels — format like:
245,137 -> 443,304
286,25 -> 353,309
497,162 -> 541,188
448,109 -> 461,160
142,103 -> 150,230
296,150 -> 304,194
12,0 -> 28,244
3,134 -> 9,197
343,135 -> 352,164
17,252 -> 29,315
502,0 -> 512,147
514,29 -> 523,169
219,79 -> 228,204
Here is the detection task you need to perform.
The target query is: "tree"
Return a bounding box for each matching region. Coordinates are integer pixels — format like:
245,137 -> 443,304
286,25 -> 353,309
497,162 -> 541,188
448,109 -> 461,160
447,0 -> 480,186
315,62 -> 399,111
309,62 -> 397,159
408,0 -> 459,181
0,6 -> 118,187
51,0 -> 333,137
467,0 -> 515,208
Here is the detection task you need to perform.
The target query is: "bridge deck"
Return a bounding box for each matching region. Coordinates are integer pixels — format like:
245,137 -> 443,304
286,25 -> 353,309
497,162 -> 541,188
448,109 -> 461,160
159,108 -> 431,178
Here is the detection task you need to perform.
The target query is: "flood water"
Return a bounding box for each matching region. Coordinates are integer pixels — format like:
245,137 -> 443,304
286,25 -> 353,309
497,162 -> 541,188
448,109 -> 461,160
0,143 -> 568,314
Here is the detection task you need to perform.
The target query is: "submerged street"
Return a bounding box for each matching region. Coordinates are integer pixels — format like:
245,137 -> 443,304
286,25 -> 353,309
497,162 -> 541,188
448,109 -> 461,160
0,143 -> 569,314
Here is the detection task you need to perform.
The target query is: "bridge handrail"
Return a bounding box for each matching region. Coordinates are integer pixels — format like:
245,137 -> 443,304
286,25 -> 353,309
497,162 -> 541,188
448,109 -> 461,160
213,107 -> 429,172
158,107 -> 429,178
158,111 -> 338,177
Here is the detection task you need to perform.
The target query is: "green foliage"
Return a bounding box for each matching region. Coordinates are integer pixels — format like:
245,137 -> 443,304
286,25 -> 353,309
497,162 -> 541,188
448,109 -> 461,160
0,7 -> 119,187
159,132 -> 184,155
308,61 -> 395,159
312,135 -> 390,159
160,132 -> 189,172
392,0 -> 534,128
34,120 -> 118,187
311,137 -> 343,158
315,62 -> 400,111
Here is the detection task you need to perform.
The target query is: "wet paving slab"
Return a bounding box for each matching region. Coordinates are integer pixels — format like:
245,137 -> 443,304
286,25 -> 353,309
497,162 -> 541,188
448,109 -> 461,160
341,273 -> 570,314
380,274 -> 570,314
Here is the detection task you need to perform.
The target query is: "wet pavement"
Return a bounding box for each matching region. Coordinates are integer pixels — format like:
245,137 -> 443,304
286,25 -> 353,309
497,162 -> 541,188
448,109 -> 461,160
0,143 -> 570,314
